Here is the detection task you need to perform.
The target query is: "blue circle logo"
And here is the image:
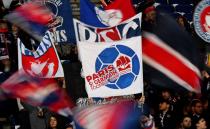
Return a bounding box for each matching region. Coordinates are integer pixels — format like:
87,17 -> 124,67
95,45 -> 140,89
194,0 -> 210,43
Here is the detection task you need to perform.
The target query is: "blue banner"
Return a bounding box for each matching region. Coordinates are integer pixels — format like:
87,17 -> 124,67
46,0 -> 76,44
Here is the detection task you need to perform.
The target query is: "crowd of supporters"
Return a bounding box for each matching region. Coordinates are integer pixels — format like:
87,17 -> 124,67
0,0 -> 210,129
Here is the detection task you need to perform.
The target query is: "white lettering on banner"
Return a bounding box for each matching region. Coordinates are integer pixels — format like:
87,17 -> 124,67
122,21 -> 138,39
49,30 -> 67,43
78,24 -> 97,42
76,17 -> 140,42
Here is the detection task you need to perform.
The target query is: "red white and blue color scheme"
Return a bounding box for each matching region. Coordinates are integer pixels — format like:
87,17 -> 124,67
74,100 -> 141,129
77,36 -> 143,97
74,13 -> 141,42
18,32 -> 64,78
80,0 -> 136,27
5,2 -> 53,42
194,0 -> 210,43
143,13 -> 201,93
0,70 -> 74,118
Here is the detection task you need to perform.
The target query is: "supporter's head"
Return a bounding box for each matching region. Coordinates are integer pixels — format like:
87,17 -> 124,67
48,115 -> 58,129
159,99 -> 170,112
195,117 -> 207,129
143,6 -> 156,24
161,89 -> 171,100
180,116 -> 192,129
65,123 -> 73,129
191,99 -> 203,115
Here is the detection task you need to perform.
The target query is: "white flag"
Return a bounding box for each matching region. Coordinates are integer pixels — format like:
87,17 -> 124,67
77,36 -> 143,97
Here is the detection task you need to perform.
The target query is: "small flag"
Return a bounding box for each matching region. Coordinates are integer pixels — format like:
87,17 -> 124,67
18,32 -> 64,78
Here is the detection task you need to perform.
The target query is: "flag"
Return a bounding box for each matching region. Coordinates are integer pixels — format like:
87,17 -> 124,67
18,32 -> 64,78
74,100 -> 141,129
0,70 -> 74,118
80,0 -> 107,27
77,36 -> 143,97
73,13 -> 141,42
44,0 -> 76,44
142,13 -> 201,93
80,0 -> 136,27
103,0 -> 136,23
4,2 -> 53,42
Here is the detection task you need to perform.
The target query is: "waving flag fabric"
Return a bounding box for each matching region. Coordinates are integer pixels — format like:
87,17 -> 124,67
77,36 -> 143,97
142,13 -> 201,93
80,0 -> 135,27
74,100 -> 141,129
74,13 -> 141,42
5,2 -> 53,42
18,32 -> 64,78
103,0 -> 136,23
80,0 -> 107,27
0,70 -> 74,118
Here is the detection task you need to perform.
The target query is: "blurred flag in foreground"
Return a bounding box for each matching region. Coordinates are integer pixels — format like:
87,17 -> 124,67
0,70 -> 74,118
4,2 -> 54,42
142,13 -> 201,93
74,100 -> 141,129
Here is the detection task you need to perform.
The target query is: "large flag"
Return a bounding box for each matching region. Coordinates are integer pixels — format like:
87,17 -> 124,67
43,0 -> 76,44
80,0 -> 136,27
18,32 -> 64,78
77,36 -> 143,97
142,13 -> 201,93
5,2 -> 53,42
74,13 -> 141,42
0,70 -> 74,118
74,100 -> 141,129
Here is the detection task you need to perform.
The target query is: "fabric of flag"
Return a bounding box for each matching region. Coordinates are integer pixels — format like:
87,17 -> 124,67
103,0 -> 136,23
4,2 -> 53,42
44,0 -> 76,44
0,70 -> 74,119
77,36 -> 143,97
73,13 -> 141,42
80,0 -> 107,27
18,32 -> 64,78
80,0 -> 135,27
142,13 -> 201,93
74,100 -> 141,129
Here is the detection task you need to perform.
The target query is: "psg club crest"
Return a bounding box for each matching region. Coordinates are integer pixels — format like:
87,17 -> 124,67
86,45 -> 140,90
194,0 -> 210,43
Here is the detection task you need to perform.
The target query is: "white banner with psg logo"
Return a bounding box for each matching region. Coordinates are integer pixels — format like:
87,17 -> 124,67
78,36 -> 143,97
18,32 -> 64,78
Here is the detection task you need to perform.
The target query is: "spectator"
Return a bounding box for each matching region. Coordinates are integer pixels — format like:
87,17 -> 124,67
190,99 -> 204,129
177,116 -> 192,129
176,15 -> 192,33
154,99 -> 176,129
195,117 -> 207,129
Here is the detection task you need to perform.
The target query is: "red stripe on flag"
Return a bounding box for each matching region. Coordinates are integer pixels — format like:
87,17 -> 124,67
142,35 -> 200,92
